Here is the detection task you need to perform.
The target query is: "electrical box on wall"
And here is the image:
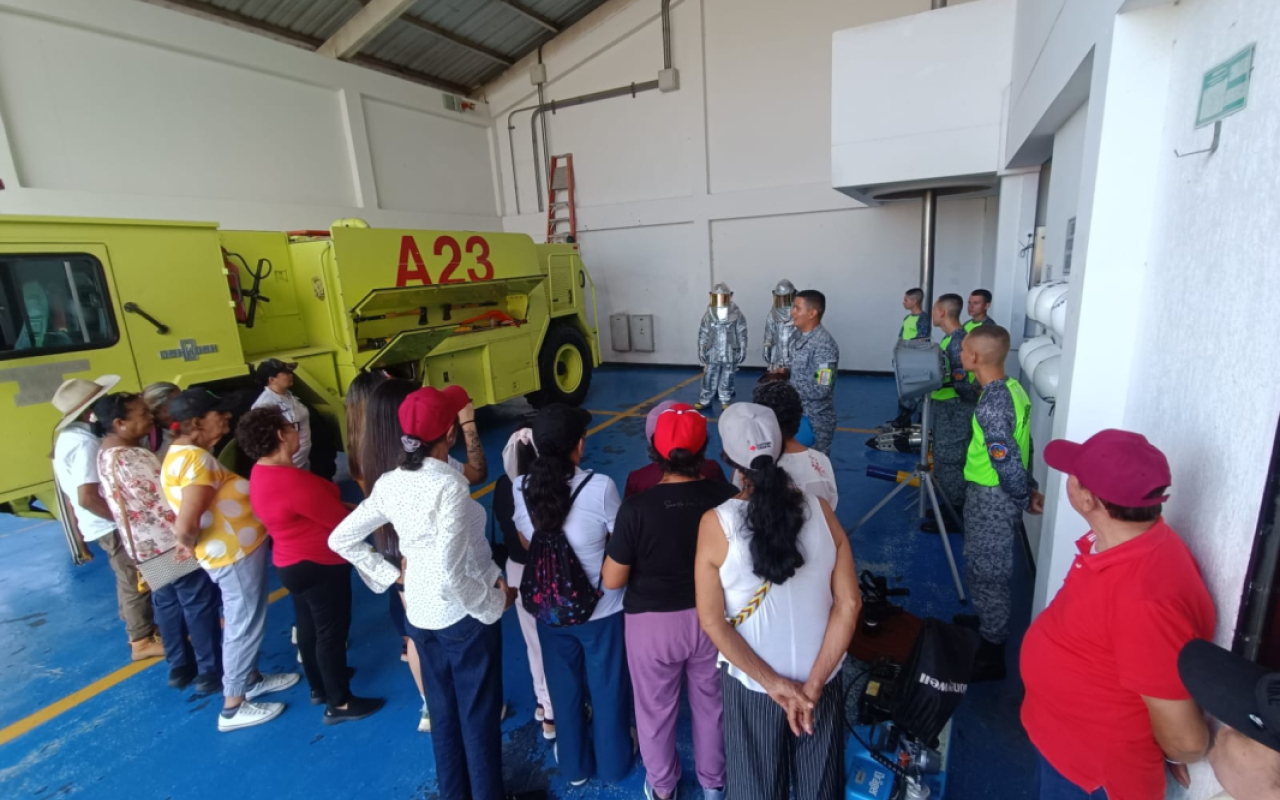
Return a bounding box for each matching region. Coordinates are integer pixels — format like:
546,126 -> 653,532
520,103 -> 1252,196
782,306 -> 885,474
610,313 -> 632,351
530,63 -> 547,85
659,68 -> 680,92
630,315 -> 655,352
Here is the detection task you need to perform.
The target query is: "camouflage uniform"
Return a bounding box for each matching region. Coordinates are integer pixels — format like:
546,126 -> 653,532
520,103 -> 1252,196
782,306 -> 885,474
788,325 -> 839,454
963,377 -> 1036,645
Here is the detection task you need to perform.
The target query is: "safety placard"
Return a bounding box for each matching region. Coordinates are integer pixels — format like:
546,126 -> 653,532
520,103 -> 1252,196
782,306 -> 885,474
1196,44 -> 1254,128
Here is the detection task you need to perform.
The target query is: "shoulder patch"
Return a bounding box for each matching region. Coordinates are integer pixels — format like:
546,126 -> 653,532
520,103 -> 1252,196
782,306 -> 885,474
987,441 -> 1010,462
952,369 -> 967,382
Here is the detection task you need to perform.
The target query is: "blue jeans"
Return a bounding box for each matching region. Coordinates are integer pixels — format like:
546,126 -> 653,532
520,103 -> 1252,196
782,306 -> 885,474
409,615 -> 505,800
1039,753 -> 1108,800
152,568 -> 222,677
538,612 -> 634,783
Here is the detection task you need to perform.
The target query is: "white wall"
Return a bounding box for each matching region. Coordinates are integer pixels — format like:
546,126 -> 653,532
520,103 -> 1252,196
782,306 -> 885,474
484,0 -> 994,368
831,0 -> 1015,200
0,0 -> 499,232
1041,101 -> 1088,282
1010,3 -> 1280,794
1127,0 -> 1280,695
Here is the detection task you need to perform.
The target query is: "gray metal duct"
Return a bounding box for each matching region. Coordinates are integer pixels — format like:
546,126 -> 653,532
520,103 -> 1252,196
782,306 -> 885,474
507,0 -> 677,214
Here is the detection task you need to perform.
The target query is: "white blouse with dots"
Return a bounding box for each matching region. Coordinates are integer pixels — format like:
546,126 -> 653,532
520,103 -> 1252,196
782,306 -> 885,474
328,457 -> 504,630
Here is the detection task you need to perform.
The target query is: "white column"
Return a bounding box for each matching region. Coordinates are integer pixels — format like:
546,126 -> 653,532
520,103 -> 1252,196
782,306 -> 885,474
1033,4 -> 1179,613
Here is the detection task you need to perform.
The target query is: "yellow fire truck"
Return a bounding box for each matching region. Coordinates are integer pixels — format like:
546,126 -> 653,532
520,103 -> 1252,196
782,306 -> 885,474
0,216 -> 600,555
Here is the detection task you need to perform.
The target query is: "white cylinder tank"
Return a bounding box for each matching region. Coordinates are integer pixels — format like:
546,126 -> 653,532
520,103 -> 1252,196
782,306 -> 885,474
1033,354 -> 1061,402
1032,283 -> 1069,326
1050,291 -> 1070,337
1022,343 -> 1060,388
1025,282 -> 1051,323
1018,335 -> 1057,373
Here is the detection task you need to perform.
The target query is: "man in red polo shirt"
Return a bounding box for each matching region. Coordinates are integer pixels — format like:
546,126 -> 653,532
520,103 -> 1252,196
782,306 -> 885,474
1020,429 -> 1216,800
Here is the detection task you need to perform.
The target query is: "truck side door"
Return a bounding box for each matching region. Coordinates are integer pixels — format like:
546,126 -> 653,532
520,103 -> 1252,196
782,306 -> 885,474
0,245 -> 142,505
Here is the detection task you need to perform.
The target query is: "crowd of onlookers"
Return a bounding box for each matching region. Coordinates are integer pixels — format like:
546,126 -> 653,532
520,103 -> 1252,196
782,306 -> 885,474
45,349 -> 1280,800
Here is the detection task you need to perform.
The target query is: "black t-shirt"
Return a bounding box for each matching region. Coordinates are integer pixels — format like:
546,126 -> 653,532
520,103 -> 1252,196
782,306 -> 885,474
606,480 -> 739,614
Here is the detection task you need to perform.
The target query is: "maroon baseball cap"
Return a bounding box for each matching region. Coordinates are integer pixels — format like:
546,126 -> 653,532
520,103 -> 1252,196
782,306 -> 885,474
653,403 -> 707,458
398,385 -> 469,443
1044,429 -> 1171,507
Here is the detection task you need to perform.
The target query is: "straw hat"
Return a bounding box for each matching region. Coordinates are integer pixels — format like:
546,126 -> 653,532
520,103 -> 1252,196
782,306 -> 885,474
52,375 -> 121,432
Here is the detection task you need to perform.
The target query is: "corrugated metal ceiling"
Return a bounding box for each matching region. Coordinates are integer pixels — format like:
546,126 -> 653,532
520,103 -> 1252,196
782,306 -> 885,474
146,0 -> 612,95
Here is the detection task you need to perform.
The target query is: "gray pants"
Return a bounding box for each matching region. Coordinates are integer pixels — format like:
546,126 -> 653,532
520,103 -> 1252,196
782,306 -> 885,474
206,544 -> 269,697
721,668 -> 844,800
963,483 -> 1021,644
699,362 -> 738,405
931,399 -> 975,521
96,531 -> 157,642
807,404 -> 837,455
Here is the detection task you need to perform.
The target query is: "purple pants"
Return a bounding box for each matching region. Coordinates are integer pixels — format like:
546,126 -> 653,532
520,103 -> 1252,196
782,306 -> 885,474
625,608 -> 727,794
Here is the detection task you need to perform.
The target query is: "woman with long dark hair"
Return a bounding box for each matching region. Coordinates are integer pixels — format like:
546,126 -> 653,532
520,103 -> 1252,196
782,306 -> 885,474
603,403 -> 735,800
513,403 -> 630,786
330,386 -> 515,800
95,392 -> 221,694
359,378 -> 431,730
694,403 -> 860,800
344,369 -> 387,492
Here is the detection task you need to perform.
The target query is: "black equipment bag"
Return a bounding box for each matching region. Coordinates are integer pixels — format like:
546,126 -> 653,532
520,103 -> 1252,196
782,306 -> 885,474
889,618 -> 981,745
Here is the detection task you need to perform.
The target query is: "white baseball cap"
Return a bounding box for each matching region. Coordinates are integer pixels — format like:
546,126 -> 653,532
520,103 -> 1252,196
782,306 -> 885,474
718,403 -> 782,469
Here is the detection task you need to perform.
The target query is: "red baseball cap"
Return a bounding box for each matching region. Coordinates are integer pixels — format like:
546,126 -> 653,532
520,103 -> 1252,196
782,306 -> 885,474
653,403 -> 708,458
1043,429 -> 1171,507
398,385 -> 469,443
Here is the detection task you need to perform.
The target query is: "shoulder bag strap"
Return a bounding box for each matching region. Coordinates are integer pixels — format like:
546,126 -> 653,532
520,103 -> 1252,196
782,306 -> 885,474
728,579 -> 772,628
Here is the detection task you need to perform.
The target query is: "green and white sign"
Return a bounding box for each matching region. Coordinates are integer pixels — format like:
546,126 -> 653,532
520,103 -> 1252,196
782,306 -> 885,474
1197,44 -> 1255,128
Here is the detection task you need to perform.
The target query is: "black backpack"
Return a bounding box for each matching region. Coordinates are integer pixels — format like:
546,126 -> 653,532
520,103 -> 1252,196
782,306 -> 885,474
519,473 -> 603,627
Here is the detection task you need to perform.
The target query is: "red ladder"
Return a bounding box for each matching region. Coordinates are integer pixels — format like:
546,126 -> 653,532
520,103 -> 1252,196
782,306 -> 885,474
546,153 -> 578,244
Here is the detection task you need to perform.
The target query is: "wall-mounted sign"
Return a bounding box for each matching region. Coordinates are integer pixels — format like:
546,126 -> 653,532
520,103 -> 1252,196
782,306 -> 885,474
1197,44 -> 1254,128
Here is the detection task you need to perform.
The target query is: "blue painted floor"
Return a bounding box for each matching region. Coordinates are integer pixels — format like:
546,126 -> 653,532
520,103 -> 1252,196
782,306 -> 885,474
0,365 -> 1036,799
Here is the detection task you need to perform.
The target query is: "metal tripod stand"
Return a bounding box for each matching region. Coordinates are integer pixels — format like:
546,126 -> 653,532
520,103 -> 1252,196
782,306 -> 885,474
854,396 -> 966,602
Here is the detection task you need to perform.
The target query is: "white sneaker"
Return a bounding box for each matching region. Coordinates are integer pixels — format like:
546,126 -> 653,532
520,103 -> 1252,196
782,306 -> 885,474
500,703 -> 509,721
245,672 -> 300,700
217,700 -> 284,732
418,706 -> 431,733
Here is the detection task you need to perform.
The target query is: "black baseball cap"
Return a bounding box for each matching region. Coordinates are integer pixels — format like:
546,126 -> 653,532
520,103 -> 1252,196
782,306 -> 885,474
1179,639 -> 1280,752
256,358 -> 297,385
531,404 -> 591,458
168,388 -> 236,423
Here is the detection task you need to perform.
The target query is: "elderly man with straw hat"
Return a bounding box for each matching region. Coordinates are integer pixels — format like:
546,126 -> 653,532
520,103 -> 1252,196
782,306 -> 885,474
51,375 -> 163,662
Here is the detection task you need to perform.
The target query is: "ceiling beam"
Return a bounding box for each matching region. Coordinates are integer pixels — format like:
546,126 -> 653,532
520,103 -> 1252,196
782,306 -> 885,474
318,0 -> 418,59
139,0 -> 473,96
493,0 -> 562,34
397,14 -> 515,67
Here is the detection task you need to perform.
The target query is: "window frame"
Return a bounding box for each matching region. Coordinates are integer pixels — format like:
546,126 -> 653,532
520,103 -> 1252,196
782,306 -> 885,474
0,252 -> 121,362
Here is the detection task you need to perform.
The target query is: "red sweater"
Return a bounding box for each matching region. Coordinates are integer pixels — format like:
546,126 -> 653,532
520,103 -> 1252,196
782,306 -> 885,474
249,464 -> 350,567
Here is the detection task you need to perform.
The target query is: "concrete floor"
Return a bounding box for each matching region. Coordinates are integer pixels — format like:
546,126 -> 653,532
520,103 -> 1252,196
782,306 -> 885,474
0,365 -> 1036,799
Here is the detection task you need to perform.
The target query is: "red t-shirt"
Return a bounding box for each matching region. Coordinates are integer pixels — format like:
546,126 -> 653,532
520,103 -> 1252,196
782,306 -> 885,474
624,459 -> 727,498
1020,520 -> 1215,800
248,464 -> 350,567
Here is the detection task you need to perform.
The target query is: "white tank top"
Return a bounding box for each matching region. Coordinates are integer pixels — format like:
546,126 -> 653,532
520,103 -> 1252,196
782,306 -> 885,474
715,494 -> 843,692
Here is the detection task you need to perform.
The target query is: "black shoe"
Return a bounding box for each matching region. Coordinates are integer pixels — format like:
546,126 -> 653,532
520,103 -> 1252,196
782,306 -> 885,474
168,667 -> 196,689
920,520 -> 940,534
193,673 -> 222,695
953,614 -> 980,631
323,696 -> 386,725
970,638 -> 1006,683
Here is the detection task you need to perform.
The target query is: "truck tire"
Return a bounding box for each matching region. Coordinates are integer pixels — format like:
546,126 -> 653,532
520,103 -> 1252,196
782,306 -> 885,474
529,324 -> 593,408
